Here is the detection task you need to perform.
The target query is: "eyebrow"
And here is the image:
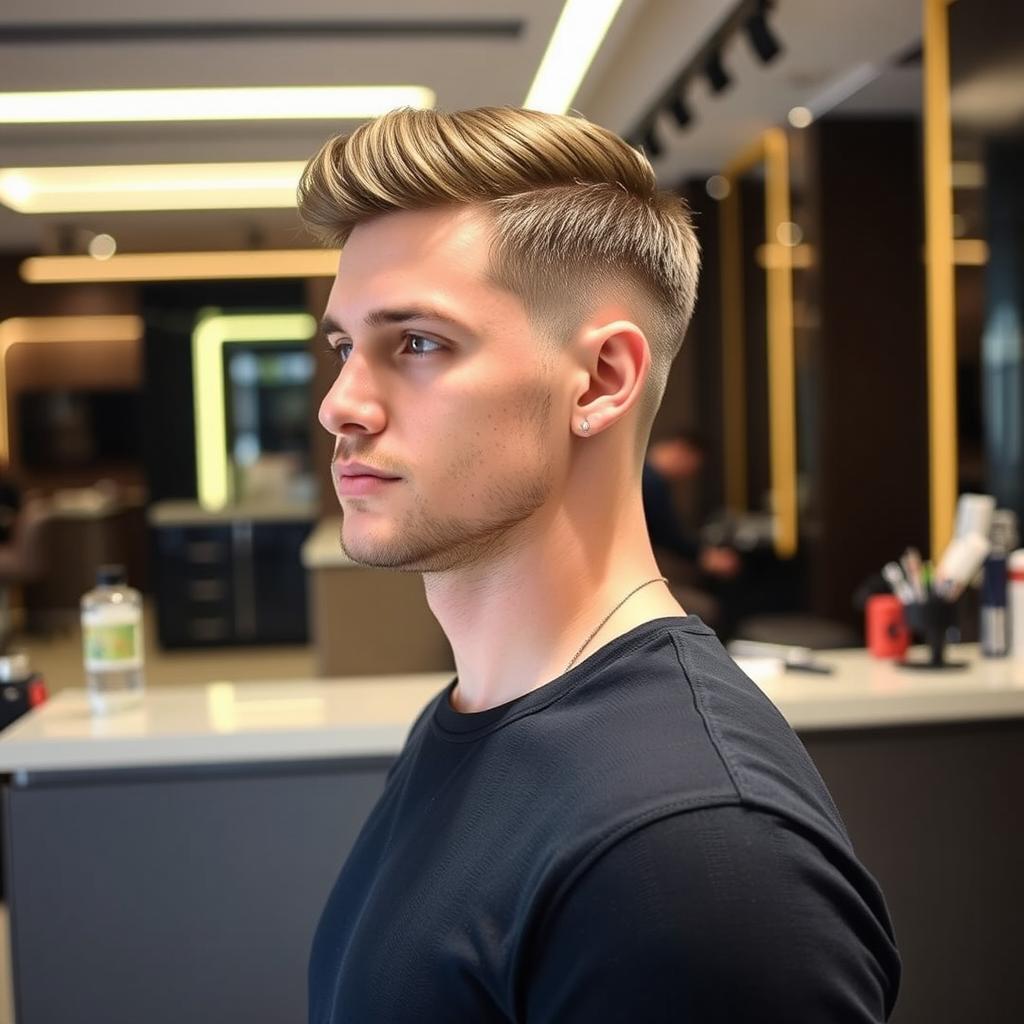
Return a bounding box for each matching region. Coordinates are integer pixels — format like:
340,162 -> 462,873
319,306 -> 472,338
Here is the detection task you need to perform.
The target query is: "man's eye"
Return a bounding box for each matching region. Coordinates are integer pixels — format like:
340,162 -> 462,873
406,333 -> 442,357
321,333 -> 438,366
324,340 -> 350,363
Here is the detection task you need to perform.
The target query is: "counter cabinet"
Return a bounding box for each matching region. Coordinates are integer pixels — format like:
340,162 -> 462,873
0,651 -> 1022,1022
152,519 -> 312,648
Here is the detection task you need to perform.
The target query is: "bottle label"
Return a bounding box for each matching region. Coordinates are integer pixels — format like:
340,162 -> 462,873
83,613 -> 143,672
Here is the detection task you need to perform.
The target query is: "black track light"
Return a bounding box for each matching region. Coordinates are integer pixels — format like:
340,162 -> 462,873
668,92 -> 692,129
642,124 -> 663,159
704,50 -> 731,94
745,4 -> 782,64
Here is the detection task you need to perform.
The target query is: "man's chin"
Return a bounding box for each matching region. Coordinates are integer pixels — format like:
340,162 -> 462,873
339,531 -> 421,571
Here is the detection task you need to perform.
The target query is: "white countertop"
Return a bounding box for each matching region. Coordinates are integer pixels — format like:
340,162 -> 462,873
0,645 -> 1022,773
0,674 -> 452,773
302,517 -> 359,568
148,499 -> 318,526
741,644 -> 1024,730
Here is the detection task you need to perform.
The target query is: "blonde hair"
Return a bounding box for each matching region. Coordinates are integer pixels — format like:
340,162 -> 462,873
297,106 -> 700,460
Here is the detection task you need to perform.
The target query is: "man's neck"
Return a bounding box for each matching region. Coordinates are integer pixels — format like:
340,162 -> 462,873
423,490 -> 686,714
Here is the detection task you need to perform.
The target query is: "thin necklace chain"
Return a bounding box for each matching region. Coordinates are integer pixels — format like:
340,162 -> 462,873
565,577 -> 669,673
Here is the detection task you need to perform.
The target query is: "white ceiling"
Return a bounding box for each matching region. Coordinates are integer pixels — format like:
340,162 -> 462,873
0,0 -> 924,255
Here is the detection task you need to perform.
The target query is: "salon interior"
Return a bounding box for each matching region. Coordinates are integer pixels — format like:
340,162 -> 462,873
0,1 -> 1021,1021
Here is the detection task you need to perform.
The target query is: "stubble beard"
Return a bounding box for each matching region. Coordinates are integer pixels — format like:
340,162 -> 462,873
338,464 -> 552,573
338,386 -> 556,574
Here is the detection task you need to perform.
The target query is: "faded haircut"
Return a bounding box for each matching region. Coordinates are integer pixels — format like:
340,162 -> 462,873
297,106 -> 701,463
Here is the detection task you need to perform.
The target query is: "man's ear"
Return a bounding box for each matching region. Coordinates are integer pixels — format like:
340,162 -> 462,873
572,320 -> 651,437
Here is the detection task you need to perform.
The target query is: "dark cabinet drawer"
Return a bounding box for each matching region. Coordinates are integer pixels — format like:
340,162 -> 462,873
252,522 -> 311,643
152,520 -> 311,648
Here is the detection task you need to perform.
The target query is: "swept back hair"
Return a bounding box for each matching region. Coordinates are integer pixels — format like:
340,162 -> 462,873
297,106 -> 700,461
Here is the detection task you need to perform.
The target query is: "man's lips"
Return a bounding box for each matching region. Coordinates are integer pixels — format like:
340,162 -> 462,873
337,474 -> 401,496
335,460 -> 400,479
333,464 -> 401,495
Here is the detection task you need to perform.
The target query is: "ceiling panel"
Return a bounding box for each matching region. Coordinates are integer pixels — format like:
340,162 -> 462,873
0,0 -> 927,255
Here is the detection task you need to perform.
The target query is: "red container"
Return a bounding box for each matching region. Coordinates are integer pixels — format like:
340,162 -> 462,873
866,594 -> 910,659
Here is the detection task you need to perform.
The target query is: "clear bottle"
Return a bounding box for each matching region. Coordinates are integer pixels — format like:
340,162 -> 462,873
81,564 -> 145,714
981,511 -> 1017,657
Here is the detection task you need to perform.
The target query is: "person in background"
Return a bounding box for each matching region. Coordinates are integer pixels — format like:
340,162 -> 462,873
0,470 -> 21,545
643,429 -> 740,630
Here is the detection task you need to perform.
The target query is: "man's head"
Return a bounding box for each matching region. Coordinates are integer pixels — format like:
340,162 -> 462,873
300,106 -> 700,571
647,429 -> 707,483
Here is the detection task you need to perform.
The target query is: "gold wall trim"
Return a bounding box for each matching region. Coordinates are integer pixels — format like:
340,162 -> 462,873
719,162 -> 747,515
0,315 -> 144,466
19,249 -> 339,284
923,0 -> 958,559
720,127 -> 798,558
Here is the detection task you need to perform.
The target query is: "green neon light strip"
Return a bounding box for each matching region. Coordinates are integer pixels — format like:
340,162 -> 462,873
191,312 -> 317,510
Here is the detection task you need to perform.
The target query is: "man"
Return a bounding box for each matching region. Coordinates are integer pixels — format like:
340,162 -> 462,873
0,471 -> 20,545
301,106 -> 899,1022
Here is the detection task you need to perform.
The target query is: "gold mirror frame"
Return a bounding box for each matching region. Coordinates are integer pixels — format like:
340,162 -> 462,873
0,315 -> 144,468
718,127 -> 798,558
923,0 -> 958,557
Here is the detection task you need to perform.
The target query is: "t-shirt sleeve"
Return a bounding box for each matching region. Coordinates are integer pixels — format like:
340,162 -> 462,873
523,804 -> 900,1023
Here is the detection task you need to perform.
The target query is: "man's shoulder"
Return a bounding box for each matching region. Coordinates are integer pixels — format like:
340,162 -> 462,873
519,623 -> 851,851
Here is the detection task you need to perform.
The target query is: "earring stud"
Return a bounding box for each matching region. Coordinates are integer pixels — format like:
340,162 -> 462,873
580,419 -> 590,434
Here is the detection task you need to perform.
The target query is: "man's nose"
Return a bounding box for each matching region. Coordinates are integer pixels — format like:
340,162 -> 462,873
318,350 -> 386,436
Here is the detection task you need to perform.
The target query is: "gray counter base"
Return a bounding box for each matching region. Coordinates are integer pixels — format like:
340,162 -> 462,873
804,719 -> 1024,1024
3,757 -> 391,1024
3,719 -> 1022,1022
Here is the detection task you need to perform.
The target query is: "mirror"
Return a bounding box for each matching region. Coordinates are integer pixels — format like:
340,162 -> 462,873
224,344 -> 317,505
718,128 -> 799,558
948,0 -> 1024,525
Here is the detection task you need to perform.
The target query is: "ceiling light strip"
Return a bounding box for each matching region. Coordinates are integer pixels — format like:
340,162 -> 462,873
0,86 -> 434,124
20,250 -> 339,283
524,0 -> 626,114
0,162 -> 308,213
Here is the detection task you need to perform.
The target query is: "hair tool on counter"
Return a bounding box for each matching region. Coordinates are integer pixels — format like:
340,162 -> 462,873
727,640 -> 834,675
882,494 -> 997,670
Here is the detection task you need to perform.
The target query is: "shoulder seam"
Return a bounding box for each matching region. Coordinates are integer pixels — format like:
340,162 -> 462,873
669,631 -> 746,797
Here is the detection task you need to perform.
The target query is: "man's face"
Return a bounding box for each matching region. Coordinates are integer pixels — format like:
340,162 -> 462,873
319,206 -> 563,572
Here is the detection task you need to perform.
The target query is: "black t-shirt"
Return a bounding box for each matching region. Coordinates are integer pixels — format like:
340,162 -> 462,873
309,616 -> 900,1022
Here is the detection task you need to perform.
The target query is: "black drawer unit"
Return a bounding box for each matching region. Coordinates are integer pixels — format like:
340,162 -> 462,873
153,519 -> 312,648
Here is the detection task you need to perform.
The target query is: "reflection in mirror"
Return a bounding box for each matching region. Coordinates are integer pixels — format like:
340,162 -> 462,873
949,0 -> 1024,525
719,130 -> 798,558
224,343 -> 317,505
738,161 -> 770,522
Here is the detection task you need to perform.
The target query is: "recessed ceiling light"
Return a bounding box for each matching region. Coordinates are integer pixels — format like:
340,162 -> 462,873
88,234 -> 117,260
705,175 -> 731,200
787,106 -> 813,128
